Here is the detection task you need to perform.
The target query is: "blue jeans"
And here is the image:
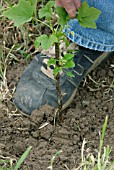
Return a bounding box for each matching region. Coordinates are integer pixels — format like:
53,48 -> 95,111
64,0 -> 114,51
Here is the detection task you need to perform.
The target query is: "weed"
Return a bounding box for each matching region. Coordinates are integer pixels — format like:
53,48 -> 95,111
76,116 -> 114,170
0,146 -> 32,170
48,150 -> 63,170
48,116 -> 114,170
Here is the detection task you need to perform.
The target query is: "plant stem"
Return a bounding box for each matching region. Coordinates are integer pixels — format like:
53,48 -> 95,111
55,42 -> 62,114
33,17 -> 53,31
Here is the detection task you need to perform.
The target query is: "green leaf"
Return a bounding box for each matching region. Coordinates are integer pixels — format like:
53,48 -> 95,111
76,0 -> 101,28
35,34 -> 58,50
54,67 -> 62,76
46,1 -> 55,9
34,39 -> 40,49
66,71 -> 75,77
56,31 -> 65,40
39,1 -> 55,19
62,37 -> 70,47
80,20 -> 97,29
63,60 -> 75,68
48,58 -> 56,66
56,6 -> 70,27
3,0 -> 33,26
39,8 -> 52,19
63,53 -> 74,60
29,0 -> 37,16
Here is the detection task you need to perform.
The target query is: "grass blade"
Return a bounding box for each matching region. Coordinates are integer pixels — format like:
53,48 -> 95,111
14,146 -> 32,170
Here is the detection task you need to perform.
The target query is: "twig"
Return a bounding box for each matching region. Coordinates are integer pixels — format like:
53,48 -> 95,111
55,43 -> 62,115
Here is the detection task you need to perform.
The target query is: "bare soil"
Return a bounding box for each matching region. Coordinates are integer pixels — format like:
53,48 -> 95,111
0,54 -> 114,170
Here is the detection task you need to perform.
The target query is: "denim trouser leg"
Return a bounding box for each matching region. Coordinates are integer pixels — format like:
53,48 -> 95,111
64,0 -> 114,51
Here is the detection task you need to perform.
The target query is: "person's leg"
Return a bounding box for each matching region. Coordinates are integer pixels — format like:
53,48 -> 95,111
64,0 -> 114,51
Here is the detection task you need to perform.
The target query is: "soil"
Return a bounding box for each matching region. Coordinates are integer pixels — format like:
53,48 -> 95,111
0,54 -> 114,170
0,2 -> 114,168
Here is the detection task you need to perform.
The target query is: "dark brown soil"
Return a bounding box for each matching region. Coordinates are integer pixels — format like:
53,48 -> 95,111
0,54 -> 114,170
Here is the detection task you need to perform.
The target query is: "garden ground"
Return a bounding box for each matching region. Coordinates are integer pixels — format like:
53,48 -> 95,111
0,4 -> 114,168
0,52 -> 114,169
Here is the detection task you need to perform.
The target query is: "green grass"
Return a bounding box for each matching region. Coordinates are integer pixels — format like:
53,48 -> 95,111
78,116 -> 114,170
1,117 -> 113,170
48,116 -> 114,170
0,146 -> 32,170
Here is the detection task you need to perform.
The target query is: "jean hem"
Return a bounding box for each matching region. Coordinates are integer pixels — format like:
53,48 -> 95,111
64,27 -> 114,52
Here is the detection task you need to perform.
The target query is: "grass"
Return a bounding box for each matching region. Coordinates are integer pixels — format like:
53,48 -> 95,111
0,146 -> 32,170
0,117 -> 113,170
75,117 -> 114,170
48,116 -> 114,170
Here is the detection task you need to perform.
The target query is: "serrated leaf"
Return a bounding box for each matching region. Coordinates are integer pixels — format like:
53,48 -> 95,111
39,1 -> 55,19
77,0 -> 101,29
48,58 -> 56,66
56,31 -> 65,39
66,71 -> 75,77
34,38 -> 40,48
54,66 -> 62,76
63,60 -> 75,68
56,6 -> 70,27
62,37 -> 70,47
39,8 -> 52,19
29,0 -> 37,16
35,34 -> 58,50
3,0 -> 33,26
79,18 -> 97,28
64,53 -> 74,60
46,1 -> 55,9
86,7 -> 102,20
77,0 -> 89,18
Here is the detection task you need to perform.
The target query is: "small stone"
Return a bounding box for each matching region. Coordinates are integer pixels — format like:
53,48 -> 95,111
82,100 -> 90,106
31,130 -> 40,138
108,70 -> 114,77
